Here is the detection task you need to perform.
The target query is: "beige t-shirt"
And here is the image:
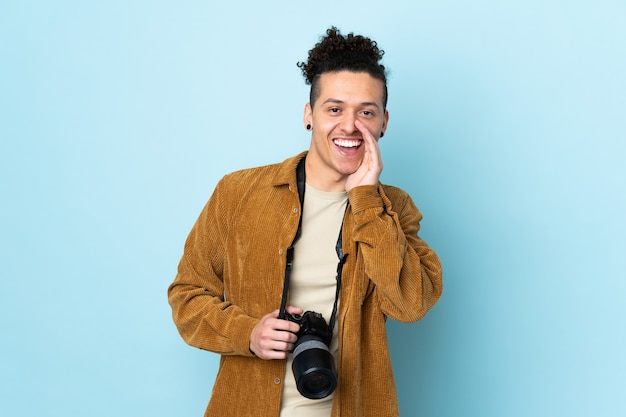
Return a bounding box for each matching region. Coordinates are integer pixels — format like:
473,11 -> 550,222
279,184 -> 348,417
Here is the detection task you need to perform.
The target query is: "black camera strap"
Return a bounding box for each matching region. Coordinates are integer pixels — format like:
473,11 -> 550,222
329,239 -> 348,334
278,157 -> 347,335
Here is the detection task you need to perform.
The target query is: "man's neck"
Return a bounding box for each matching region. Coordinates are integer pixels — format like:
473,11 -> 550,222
304,160 -> 347,192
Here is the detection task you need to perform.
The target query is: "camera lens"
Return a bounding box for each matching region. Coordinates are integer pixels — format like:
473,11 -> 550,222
292,336 -> 337,399
300,371 -> 334,397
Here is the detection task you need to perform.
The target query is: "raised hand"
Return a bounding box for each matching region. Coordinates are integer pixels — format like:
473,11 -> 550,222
345,120 -> 383,192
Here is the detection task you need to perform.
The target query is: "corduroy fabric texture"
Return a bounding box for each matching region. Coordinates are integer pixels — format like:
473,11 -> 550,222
168,152 -> 443,417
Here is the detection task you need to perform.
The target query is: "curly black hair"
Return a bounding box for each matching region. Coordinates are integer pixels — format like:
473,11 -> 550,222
297,26 -> 388,109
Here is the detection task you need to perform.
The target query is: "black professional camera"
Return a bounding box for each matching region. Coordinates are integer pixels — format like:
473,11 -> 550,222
283,311 -> 337,399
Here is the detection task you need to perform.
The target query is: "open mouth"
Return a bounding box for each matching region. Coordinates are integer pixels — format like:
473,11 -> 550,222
333,138 -> 363,148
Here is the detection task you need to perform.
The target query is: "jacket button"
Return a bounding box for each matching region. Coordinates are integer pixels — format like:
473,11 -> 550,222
279,248 -> 283,255
274,377 -> 281,384
292,207 -> 298,214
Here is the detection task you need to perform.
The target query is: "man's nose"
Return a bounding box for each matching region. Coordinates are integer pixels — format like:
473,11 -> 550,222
339,113 -> 358,134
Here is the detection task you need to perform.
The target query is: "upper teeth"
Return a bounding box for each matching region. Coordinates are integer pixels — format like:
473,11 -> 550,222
334,139 -> 361,148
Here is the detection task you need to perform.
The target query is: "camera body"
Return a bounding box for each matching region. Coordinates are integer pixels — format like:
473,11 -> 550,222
283,311 -> 337,399
284,311 -> 332,346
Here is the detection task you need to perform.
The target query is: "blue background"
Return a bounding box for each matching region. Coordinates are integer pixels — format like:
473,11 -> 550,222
1,1 -> 624,416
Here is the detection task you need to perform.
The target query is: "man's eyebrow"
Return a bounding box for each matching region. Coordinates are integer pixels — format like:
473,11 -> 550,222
322,98 -> 382,109
322,98 -> 345,105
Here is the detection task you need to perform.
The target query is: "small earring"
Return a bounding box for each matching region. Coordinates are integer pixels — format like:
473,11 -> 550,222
306,124 -> 312,131
380,131 -> 385,138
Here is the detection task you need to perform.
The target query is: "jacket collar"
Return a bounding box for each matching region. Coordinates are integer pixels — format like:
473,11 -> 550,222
271,151 -> 308,187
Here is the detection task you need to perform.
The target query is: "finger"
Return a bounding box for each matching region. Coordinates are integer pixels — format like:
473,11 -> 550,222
265,338 -> 296,352
354,120 -> 375,148
355,121 -> 381,159
276,329 -> 298,344
257,346 -> 290,360
286,305 -> 304,315
251,329 -> 296,359
267,316 -> 296,332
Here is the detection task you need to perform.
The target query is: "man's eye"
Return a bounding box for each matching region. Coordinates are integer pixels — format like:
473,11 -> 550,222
329,107 -> 340,113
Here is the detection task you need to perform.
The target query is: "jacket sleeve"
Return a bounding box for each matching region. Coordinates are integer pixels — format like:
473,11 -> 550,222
167,179 -> 258,356
347,184 -> 443,322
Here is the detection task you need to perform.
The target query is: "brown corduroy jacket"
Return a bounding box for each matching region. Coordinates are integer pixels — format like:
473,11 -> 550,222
168,152 -> 443,416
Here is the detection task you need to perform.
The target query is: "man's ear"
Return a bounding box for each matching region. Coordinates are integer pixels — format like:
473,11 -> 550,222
303,103 -> 312,129
381,110 -> 390,137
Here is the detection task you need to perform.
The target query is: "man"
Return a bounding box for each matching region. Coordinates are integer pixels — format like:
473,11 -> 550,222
168,27 -> 443,416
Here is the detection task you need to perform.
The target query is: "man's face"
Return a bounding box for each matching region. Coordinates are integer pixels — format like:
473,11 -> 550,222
304,71 -> 389,191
